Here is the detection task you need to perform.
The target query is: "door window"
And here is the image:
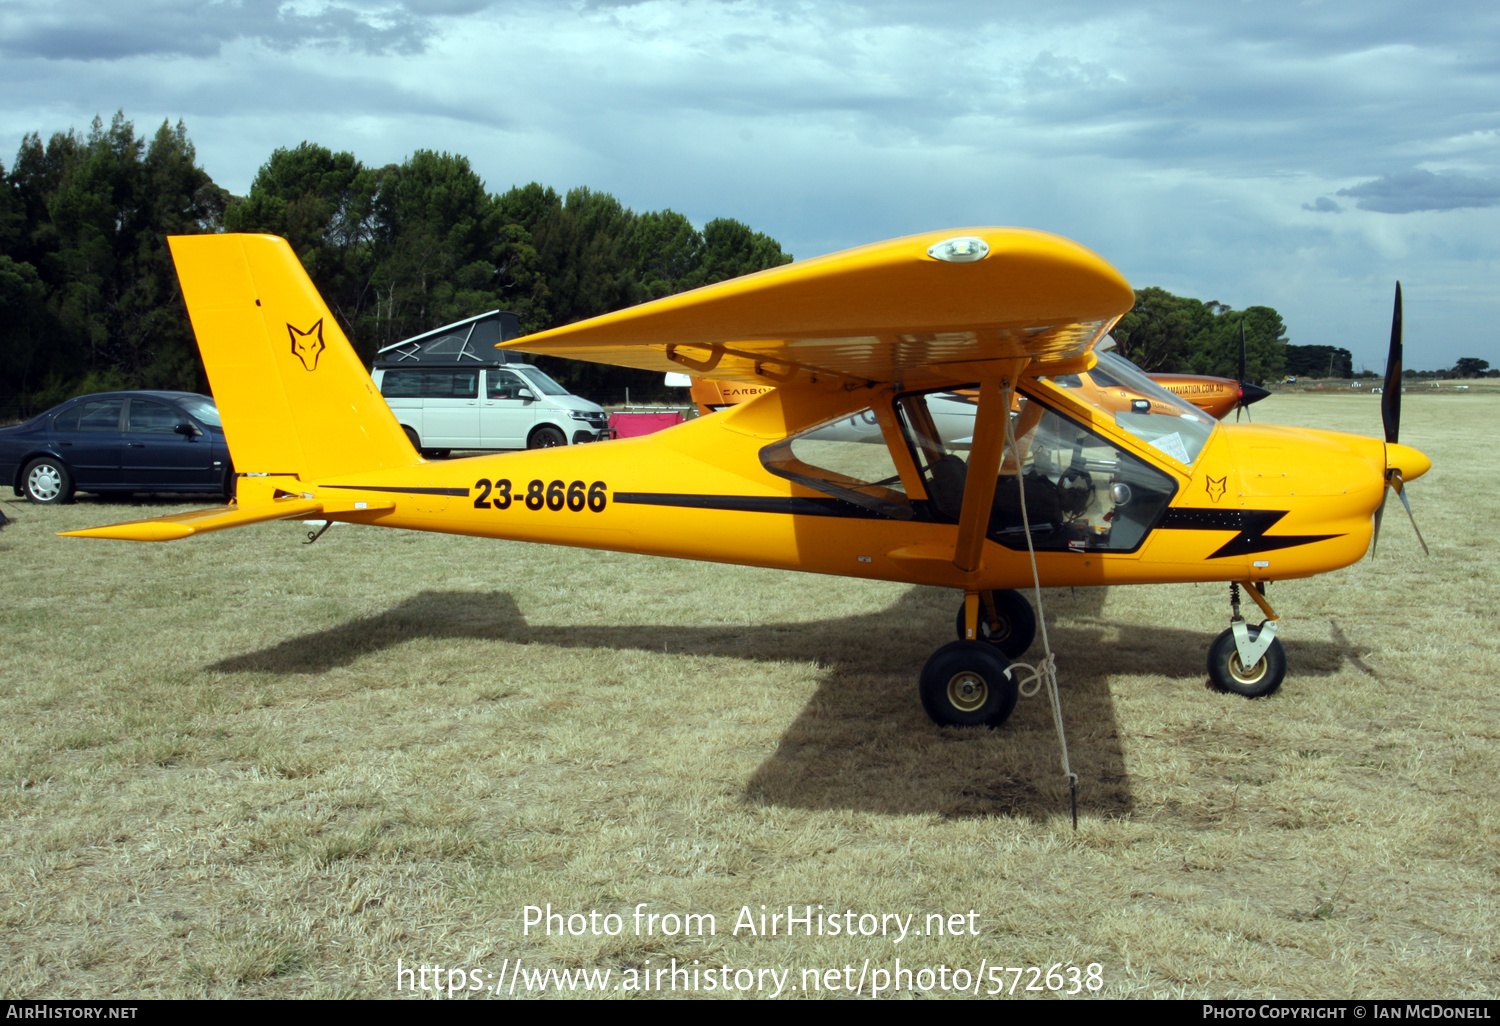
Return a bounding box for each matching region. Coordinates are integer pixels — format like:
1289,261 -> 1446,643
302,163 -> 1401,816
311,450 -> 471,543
126,400 -> 182,434
487,369 -> 528,399
54,400 -> 124,433
895,388 -> 1177,553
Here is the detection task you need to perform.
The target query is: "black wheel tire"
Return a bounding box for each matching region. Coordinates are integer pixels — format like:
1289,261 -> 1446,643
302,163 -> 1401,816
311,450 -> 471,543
529,426 -> 566,449
955,589 -> 1037,658
23,457 -> 73,504
919,640 -> 1019,728
222,464 -> 237,503
1207,625 -> 1286,698
402,426 -> 422,454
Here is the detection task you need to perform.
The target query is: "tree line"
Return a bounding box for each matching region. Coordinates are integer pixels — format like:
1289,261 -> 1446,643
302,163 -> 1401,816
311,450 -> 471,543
1112,286 -> 1291,384
16,112 -> 1481,418
0,113 -> 792,414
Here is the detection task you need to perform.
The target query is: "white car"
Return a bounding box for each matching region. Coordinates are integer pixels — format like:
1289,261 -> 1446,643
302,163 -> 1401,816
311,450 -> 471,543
371,310 -> 610,456
373,362 -> 610,456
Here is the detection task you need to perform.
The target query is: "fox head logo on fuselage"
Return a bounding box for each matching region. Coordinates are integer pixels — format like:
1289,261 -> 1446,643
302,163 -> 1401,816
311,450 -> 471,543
1205,475 -> 1227,503
289,320 -> 326,371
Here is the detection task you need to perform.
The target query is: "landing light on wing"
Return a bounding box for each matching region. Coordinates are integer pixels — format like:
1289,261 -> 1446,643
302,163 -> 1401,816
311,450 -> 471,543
927,236 -> 991,262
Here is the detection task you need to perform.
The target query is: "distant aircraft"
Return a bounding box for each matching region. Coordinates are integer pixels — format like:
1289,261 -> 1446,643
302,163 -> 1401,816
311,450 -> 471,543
678,337 -> 1272,421
65,230 -> 1428,727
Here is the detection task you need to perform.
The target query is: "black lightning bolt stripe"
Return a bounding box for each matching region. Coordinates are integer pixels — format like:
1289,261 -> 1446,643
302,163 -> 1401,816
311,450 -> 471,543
613,492 -> 889,519
1159,507 -> 1340,559
324,485 -> 470,497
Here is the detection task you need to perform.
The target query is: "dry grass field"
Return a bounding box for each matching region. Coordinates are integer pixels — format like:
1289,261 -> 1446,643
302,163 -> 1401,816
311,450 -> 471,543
1,392 -> 1496,999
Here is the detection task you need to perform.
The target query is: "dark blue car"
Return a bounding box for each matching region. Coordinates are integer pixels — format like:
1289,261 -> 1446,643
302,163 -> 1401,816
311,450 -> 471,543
0,391 -> 233,504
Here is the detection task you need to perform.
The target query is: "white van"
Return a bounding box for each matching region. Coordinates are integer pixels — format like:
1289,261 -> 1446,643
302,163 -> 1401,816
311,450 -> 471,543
371,311 -> 611,456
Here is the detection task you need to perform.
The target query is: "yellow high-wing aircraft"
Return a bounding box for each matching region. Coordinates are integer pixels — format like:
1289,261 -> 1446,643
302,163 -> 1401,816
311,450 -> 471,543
65,229 -> 1429,727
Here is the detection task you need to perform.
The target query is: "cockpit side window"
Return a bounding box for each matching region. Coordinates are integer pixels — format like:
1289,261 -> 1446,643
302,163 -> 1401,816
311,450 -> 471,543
760,407 -> 912,519
991,393 -> 1177,552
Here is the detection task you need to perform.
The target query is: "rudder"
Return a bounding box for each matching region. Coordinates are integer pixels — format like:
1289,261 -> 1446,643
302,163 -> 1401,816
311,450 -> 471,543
169,233 -> 416,483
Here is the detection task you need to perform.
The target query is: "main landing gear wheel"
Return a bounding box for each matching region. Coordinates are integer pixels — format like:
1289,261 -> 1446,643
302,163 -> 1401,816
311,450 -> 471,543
920,641 -> 1019,728
1207,625 -> 1286,699
954,589 -> 1037,658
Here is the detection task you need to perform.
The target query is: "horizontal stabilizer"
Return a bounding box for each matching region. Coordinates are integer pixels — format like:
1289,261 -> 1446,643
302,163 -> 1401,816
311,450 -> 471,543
60,498 -> 326,541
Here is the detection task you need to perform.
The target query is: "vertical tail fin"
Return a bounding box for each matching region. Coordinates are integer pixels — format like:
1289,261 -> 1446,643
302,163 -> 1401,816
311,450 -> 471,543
169,233 -> 415,482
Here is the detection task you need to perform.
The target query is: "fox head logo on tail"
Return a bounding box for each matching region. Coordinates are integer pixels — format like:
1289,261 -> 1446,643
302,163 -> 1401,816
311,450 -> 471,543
289,319 -> 326,371
1205,475 -> 1227,503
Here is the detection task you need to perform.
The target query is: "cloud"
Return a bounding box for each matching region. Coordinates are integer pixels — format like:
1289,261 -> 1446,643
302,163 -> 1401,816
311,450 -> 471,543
0,0 -> 477,60
1336,169 -> 1500,213
3,0 -> 1500,371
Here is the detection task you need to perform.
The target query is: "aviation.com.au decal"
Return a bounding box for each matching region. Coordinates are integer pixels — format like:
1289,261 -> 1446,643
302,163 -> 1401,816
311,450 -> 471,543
289,319 -> 326,371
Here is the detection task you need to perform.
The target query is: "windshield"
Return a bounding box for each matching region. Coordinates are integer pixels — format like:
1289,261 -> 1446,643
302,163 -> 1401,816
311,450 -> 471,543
177,396 -> 222,427
1043,350 -> 1214,466
516,366 -> 570,396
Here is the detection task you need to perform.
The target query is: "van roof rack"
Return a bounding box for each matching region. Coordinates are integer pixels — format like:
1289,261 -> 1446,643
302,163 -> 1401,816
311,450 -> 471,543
373,310 -> 525,369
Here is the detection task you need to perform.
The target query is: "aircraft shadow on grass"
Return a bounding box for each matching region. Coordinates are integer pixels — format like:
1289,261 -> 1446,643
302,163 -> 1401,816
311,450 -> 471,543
209,586 -> 1368,821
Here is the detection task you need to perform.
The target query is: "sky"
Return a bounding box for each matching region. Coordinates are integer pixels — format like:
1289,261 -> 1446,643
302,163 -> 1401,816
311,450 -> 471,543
1,0 -> 1497,371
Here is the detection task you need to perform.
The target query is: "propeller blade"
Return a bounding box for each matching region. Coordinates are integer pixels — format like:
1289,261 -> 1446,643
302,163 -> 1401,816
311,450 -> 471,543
1370,285 -> 1428,560
1372,469 -> 1429,558
1390,471 -> 1430,556
1372,486 -> 1387,557
1239,318 -> 1247,385
1237,318 -> 1250,421
1382,282 -> 1402,445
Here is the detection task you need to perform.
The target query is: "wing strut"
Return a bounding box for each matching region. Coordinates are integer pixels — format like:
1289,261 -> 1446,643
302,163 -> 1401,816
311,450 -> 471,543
951,372 -> 1019,573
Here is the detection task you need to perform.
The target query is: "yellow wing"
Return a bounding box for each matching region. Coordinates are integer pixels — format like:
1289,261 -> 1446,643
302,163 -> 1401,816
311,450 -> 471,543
501,227 -> 1134,390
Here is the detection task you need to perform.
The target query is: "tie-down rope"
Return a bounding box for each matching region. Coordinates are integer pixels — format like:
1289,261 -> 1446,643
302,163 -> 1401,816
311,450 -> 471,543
998,382 -> 1078,828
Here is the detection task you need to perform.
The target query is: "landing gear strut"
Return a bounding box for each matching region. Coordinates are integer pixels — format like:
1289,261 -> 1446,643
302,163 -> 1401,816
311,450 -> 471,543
1208,582 -> 1286,698
953,589 -> 1037,658
919,590 -> 1025,727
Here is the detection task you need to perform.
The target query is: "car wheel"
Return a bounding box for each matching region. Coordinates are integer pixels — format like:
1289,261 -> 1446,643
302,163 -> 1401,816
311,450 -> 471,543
402,426 -> 422,454
23,457 -> 74,504
223,463 -> 237,503
528,426 -> 566,449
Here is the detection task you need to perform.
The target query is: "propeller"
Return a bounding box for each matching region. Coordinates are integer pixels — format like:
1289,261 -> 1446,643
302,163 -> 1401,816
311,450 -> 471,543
1235,317 -> 1272,420
1372,282 -> 1429,556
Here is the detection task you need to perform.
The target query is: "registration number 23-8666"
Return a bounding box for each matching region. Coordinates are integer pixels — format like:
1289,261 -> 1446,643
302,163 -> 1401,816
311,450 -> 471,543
473,478 -> 608,513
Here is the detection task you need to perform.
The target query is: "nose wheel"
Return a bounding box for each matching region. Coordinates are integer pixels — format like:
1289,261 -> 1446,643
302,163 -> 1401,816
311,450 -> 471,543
1208,582 -> 1286,698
